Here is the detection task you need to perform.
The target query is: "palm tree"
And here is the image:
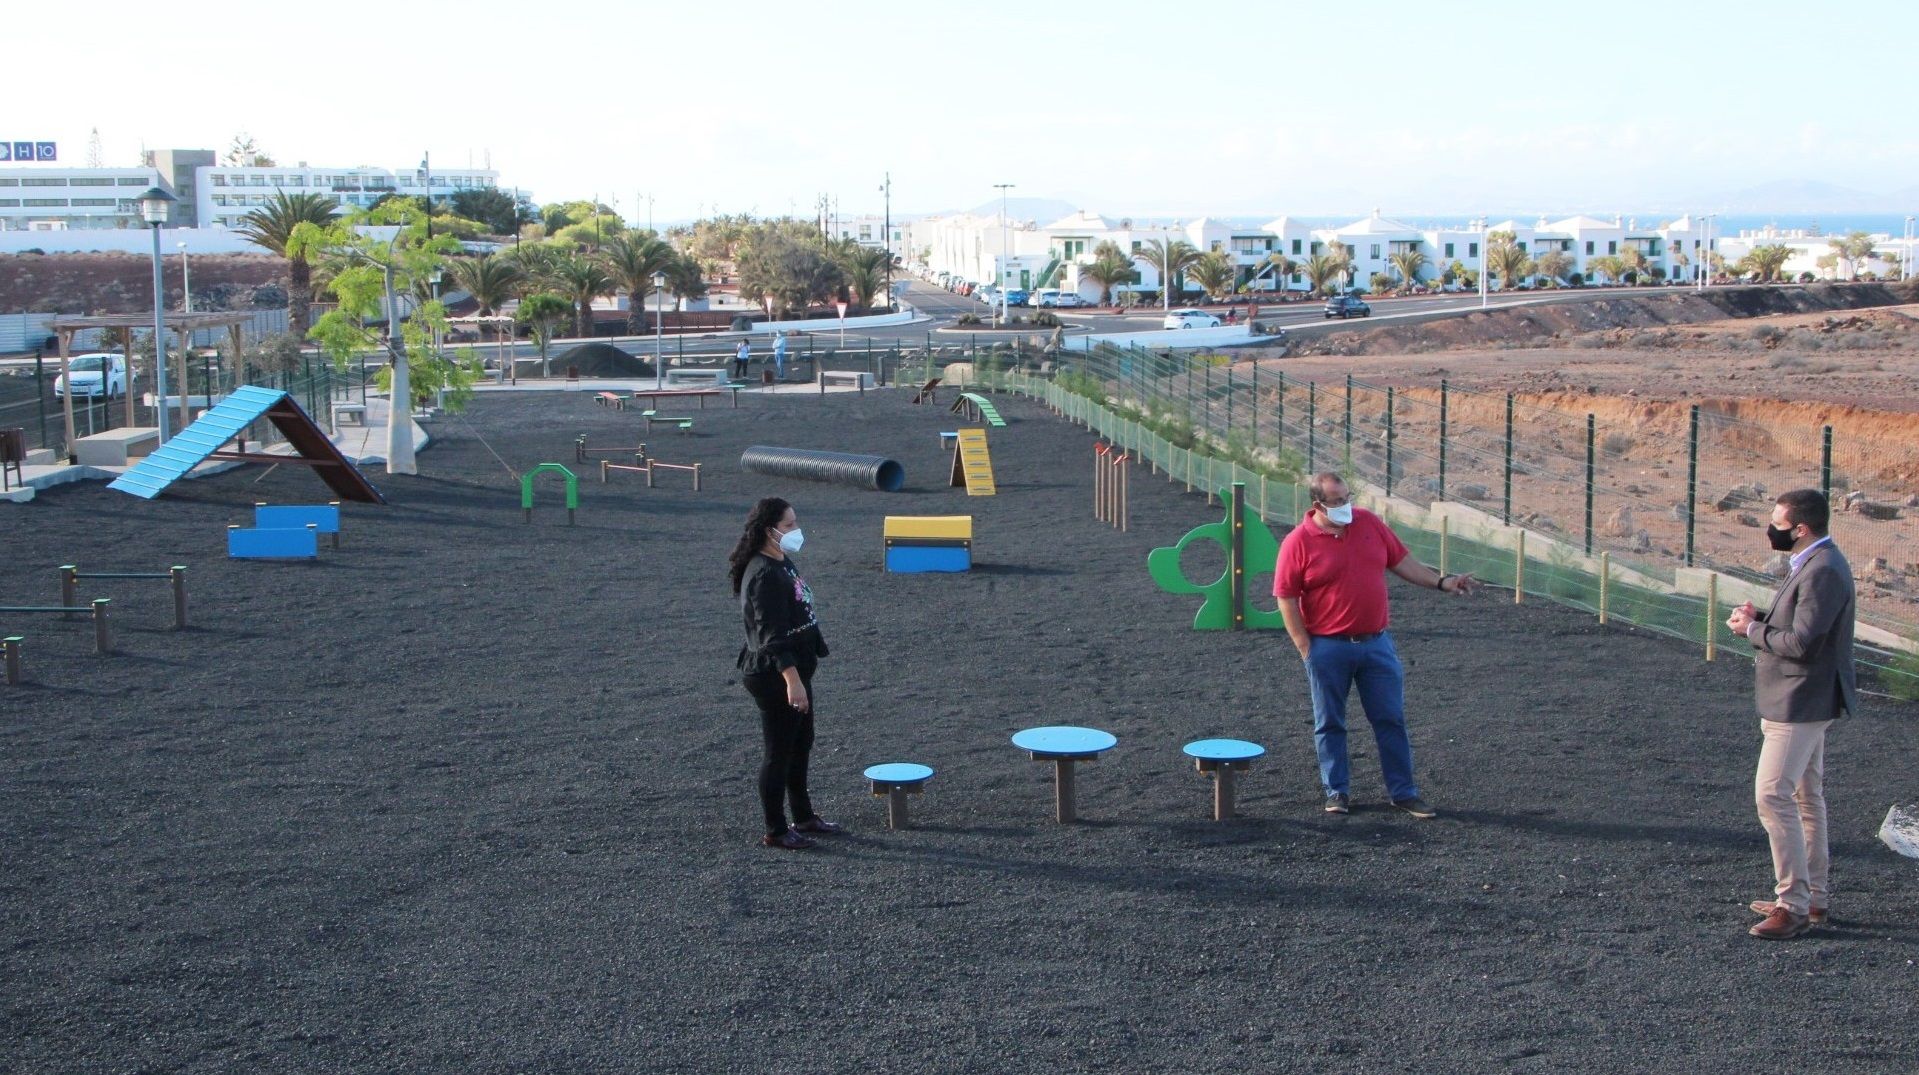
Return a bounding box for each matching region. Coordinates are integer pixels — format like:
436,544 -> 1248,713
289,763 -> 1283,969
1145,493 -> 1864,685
1585,254 -> 1624,286
1301,254 -> 1342,296
1188,251 -> 1237,303
1828,231 -> 1877,279
664,252 -> 709,307
235,190 -> 341,334
1134,238 -> 1202,311
515,292 -> 572,375
1485,232 -> 1534,291
1324,241 -> 1354,291
554,253 -> 614,338
602,234 -> 678,333
446,254 -> 524,316
1746,244 -> 1793,283
1263,253 -> 1299,294
840,247 -> 892,310
1080,241 -> 1139,306
1387,248 -> 1429,291
504,242 -> 571,292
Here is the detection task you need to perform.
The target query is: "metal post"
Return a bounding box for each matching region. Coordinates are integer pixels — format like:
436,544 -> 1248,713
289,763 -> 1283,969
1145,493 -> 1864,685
1685,404 -> 1700,567
1503,393 -> 1514,525
34,351 -> 49,450
1343,373 -> 1353,465
2,636 -> 18,686
1598,551 -> 1611,625
1054,759 -> 1076,823
1439,516 -> 1450,574
92,598 -> 112,655
1706,572 -> 1718,661
1438,379 -> 1448,500
1384,387 -> 1395,497
149,223 -> 171,442
1585,413 -> 1596,556
1514,531 -> 1525,605
59,565 -> 77,615
1229,482 -> 1247,630
1249,362 -> 1259,444
171,566 -> 188,629
1306,382 -> 1317,477
1820,425 -> 1833,500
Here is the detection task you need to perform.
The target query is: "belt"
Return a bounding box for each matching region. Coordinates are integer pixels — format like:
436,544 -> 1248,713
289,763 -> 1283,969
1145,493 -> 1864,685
1312,631 -> 1385,643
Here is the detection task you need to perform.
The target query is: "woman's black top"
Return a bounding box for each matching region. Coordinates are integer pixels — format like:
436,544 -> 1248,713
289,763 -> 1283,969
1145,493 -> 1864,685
737,553 -> 828,675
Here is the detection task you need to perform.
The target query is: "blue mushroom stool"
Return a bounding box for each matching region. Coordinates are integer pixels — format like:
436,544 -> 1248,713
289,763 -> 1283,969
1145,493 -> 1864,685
1011,726 -> 1117,823
1183,739 -> 1265,820
864,762 -> 935,829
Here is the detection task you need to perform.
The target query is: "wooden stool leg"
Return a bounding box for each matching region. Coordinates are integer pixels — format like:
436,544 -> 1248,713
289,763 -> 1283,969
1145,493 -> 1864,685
1214,765 -> 1236,821
887,786 -> 909,829
4,637 -> 20,686
1055,759 -> 1076,823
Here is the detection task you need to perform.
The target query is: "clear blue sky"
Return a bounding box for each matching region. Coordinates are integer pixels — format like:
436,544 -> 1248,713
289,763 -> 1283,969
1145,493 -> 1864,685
16,0 -> 1917,222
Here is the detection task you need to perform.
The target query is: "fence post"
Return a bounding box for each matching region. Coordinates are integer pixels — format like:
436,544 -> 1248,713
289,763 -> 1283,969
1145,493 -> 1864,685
1274,370 -> 1285,459
1685,404 -> 1700,567
1820,424 -> 1833,501
1503,393 -> 1514,526
1599,551 -> 1610,625
1343,373 -> 1353,467
1306,382 -> 1317,477
1706,572 -> 1718,661
1514,530 -> 1525,605
1585,413 -> 1596,556
1223,362 -> 1233,434
1439,515 -> 1450,574
1384,386 -> 1395,497
1249,361 -> 1259,445
34,351 -> 49,450
1438,379 -> 1448,501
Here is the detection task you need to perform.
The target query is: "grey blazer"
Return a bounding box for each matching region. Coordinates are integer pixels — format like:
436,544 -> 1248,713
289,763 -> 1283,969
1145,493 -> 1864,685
1749,540 -> 1857,723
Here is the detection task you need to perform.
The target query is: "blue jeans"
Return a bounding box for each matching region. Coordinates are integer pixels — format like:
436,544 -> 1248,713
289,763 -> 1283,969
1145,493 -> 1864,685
1305,632 -> 1418,801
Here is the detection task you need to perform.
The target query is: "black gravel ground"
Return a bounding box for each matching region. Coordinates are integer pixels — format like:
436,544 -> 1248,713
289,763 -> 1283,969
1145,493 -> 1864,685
3,387 -> 1916,1075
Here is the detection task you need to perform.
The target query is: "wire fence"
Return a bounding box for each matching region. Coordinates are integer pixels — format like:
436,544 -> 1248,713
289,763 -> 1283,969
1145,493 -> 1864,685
919,341 -> 1917,701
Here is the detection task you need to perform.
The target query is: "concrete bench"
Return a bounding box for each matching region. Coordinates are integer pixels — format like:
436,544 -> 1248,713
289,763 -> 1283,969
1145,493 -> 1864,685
73,427 -> 160,467
332,403 -> 368,428
663,368 -> 731,388
821,370 -> 876,391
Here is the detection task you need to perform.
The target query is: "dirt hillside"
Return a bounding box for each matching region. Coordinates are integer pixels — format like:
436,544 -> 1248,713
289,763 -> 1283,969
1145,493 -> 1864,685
0,251 -> 287,314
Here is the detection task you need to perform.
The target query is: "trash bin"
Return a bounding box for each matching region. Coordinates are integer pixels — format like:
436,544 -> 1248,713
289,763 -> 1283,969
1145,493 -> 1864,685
761,369 -> 775,386
1,428 -> 25,491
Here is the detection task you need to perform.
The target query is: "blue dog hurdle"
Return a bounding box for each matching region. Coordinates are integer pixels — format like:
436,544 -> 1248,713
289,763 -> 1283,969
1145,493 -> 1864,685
256,502 -> 342,549
228,524 -> 319,560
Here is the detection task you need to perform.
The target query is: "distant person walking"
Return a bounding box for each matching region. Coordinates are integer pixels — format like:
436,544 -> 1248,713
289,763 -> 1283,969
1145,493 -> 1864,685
772,331 -> 789,380
1726,489 -> 1855,940
730,496 -> 840,850
1273,471 -> 1480,818
734,339 -> 751,380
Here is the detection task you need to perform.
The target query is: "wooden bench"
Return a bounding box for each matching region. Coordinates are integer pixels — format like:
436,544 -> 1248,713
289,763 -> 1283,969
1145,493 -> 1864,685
821,370 -> 875,392
630,386 -> 742,410
663,368 -> 731,388
595,391 -> 627,410
73,427 -> 160,467
641,410 -> 694,433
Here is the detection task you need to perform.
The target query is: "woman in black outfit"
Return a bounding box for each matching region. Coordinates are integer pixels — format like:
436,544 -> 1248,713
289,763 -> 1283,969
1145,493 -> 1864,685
729,497 -> 841,850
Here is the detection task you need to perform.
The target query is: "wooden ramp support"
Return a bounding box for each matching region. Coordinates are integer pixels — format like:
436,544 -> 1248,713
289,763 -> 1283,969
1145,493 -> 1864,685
0,599 -> 111,655
884,515 -> 973,573
948,427 -> 996,496
3,635 -> 19,684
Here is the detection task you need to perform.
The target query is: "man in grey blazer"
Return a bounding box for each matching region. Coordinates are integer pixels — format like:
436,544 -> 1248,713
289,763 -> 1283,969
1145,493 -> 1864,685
1726,488 -> 1856,940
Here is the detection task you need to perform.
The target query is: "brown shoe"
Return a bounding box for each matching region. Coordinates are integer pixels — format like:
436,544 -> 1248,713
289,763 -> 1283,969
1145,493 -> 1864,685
793,816 -> 844,835
761,830 -> 816,850
1749,899 -> 1828,926
1748,906 -> 1811,940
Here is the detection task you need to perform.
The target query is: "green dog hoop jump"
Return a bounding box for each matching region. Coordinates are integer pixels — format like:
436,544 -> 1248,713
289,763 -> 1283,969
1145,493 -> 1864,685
1146,481 -> 1285,631
521,463 -> 579,525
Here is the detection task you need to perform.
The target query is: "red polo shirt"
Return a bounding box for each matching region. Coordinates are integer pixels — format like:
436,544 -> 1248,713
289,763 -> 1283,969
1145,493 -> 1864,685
1272,507 -> 1409,636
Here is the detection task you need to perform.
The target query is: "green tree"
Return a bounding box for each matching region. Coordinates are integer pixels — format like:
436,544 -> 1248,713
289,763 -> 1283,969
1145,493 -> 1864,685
664,252 -> 709,306
447,188 -> 523,235
235,191 -> 343,335
514,292 -> 572,375
224,133 -> 274,167
1485,231 -> 1534,290
1134,238 -> 1202,310
1081,241 -> 1140,305
1264,253 -> 1299,293
836,245 -> 893,310
504,241 -> 571,291
1617,246 -> 1655,285
446,253 -> 524,316
1387,248 -> 1429,290
1324,241 -> 1354,290
554,253 -> 615,337
602,234 -> 678,333
1827,230 -> 1877,279
738,231 -> 844,315
1744,243 -> 1793,283
1302,253 -> 1342,296
1188,250 -> 1238,302
1585,254 -> 1623,285
1533,250 -> 1573,287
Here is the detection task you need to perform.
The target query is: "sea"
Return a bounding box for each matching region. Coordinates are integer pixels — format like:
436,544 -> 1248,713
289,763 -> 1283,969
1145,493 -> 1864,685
1212,214 -> 1916,238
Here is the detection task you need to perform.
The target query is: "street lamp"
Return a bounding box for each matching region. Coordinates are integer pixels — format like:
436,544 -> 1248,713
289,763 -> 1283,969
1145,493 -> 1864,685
428,266 -> 445,410
136,186 -> 178,443
178,241 -> 191,314
652,270 -> 667,391
1904,216 -> 1914,282
993,182 -> 1014,325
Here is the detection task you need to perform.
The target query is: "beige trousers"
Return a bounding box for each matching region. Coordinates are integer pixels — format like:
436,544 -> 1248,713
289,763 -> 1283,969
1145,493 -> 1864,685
1755,718 -> 1833,915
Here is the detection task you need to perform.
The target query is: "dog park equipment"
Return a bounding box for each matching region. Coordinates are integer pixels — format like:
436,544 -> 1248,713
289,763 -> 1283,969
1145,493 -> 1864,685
575,435 -> 648,464
910,377 -> 941,404
663,368 -> 731,388
1147,481 -> 1285,631
883,515 -> 973,573
108,386 -> 386,504
864,763 -> 935,829
640,410 -> 695,433
521,463 -> 579,525
600,458 -> 702,490
1882,804 -> 1919,860
3,636 -> 19,684
947,428 -> 996,496
739,446 -> 905,492
821,370 -> 875,392
256,502 -> 342,549
950,392 -> 1006,427
60,564 -> 188,629
631,387 -> 742,410
0,599 -> 112,656
1183,739 -> 1265,821
1011,726 -> 1117,823
595,392 -> 627,410
1094,443 -> 1129,530
228,523 -> 319,560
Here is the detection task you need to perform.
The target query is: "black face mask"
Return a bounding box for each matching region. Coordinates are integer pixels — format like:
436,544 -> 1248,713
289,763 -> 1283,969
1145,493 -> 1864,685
1766,524 -> 1798,552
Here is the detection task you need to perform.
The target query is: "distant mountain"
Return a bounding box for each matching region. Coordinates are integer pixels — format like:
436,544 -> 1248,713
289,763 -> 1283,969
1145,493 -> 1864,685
1703,180 -> 1895,214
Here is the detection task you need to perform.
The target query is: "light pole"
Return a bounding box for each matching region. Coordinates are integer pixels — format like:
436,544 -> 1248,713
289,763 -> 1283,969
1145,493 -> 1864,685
880,171 -> 892,309
993,182 -> 1014,325
652,270 -> 667,391
178,241 -> 191,313
136,187 -> 178,443
1904,216 -> 1914,282
428,266 -> 445,410
1479,221 -> 1490,308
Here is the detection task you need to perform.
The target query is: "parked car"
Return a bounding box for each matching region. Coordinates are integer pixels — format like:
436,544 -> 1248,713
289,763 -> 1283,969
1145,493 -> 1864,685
1027,288 -> 1061,307
1001,289 -> 1029,307
1163,309 -> 1222,330
1052,293 -> 1089,308
53,353 -> 127,399
1324,295 -> 1372,319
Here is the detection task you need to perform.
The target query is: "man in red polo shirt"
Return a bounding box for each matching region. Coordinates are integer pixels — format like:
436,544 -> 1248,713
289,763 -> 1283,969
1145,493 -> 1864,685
1274,471 -> 1480,817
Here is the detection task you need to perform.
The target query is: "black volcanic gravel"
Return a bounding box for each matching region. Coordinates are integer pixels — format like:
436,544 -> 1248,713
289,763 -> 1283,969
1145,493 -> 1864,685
3,387 -> 1916,1074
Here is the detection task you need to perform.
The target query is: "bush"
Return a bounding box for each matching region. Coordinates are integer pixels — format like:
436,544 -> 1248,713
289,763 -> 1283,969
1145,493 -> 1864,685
1032,311 -> 1060,328
729,315 -> 754,332
954,313 -> 982,326
1798,271 -> 1816,283
1749,324 -> 1783,343
1567,272 -> 1584,287
1600,432 -> 1634,457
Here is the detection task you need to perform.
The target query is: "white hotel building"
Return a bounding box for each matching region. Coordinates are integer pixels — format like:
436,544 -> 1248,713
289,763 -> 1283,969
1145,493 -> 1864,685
906,209 -> 1774,300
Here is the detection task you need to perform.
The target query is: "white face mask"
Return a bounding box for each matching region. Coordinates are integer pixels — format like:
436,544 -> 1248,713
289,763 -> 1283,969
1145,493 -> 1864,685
778,528 -> 805,554
1322,503 -> 1355,526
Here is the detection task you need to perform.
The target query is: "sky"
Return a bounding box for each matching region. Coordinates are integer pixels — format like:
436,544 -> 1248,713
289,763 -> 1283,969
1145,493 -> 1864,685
14,0 -> 1919,225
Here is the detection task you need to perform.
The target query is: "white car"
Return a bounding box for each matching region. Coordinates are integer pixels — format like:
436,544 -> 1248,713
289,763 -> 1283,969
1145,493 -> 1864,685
54,353 -> 128,399
1163,309 -> 1221,330
1027,288 -> 1061,308
1053,293 -> 1090,308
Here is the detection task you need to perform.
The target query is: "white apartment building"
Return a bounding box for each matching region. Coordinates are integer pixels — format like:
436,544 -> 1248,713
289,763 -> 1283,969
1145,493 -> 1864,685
0,166 -> 166,231
823,213 -> 902,254
198,161 -> 499,229
1715,225 -> 1917,282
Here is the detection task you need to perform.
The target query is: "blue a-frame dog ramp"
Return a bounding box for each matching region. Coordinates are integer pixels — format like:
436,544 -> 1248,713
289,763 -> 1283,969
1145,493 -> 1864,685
108,386 -> 386,503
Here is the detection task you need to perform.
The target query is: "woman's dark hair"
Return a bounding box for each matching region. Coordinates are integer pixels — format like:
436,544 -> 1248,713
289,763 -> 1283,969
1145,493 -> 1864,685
729,497 -> 792,595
